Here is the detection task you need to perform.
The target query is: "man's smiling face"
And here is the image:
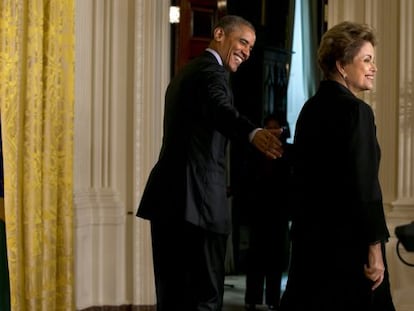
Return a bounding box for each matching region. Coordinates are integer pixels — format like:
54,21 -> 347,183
214,24 -> 256,72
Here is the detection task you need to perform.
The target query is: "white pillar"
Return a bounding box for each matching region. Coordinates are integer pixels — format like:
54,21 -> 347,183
133,0 -> 171,307
74,0 -> 171,308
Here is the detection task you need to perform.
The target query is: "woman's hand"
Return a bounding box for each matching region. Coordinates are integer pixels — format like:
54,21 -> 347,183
364,242 -> 385,290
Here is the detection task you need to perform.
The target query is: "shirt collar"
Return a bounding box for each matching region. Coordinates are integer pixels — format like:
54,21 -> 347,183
205,48 -> 223,66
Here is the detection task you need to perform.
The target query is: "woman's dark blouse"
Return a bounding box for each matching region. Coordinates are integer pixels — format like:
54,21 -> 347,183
281,80 -> 395,311
291,80 -> 390,245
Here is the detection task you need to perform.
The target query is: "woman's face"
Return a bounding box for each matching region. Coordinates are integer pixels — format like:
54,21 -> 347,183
342,41 -> 377,95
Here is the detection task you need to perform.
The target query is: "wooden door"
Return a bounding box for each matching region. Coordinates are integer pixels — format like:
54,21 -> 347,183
172,0 -> 227,75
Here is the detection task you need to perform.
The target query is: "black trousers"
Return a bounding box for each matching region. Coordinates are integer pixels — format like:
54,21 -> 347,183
245,217 -> 289,307
151,220 -> 228,311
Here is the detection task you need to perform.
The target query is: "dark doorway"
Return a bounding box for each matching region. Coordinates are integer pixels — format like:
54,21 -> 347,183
226,0 -> 295,275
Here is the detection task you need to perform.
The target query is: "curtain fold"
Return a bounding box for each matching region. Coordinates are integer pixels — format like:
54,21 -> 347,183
0,0 -> 74,310
301,0 -> 321,98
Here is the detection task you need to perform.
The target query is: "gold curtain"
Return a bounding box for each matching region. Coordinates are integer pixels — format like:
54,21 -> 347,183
0,0 -> 74,310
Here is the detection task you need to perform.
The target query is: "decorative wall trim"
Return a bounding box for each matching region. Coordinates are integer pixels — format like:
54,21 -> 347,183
75,0 -> 135,308
74,189 -> 125,227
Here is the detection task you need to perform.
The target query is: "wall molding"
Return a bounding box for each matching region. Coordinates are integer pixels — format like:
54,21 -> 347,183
74,0 -> 136,308
74,189 -> 125,227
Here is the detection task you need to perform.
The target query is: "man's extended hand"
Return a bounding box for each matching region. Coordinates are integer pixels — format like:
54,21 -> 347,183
251,128 -> 283,159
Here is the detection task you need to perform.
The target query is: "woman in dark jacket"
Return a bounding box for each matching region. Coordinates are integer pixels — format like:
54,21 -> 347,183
280,21 -> 395,311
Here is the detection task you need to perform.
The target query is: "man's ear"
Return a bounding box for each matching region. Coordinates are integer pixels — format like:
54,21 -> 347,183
213,27 -> 225,42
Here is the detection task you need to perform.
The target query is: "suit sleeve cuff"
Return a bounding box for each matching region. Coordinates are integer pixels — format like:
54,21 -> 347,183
249,128 -> 262,142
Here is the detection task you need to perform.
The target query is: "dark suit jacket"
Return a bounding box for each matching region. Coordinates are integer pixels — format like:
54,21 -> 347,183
137,51 -> 256,234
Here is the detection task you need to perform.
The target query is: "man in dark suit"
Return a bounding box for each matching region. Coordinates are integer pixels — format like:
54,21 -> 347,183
137,15 -> 283,311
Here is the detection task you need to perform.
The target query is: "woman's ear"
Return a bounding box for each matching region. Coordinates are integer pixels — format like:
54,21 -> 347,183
335,60 -> 346,77
335,60 -> 345,76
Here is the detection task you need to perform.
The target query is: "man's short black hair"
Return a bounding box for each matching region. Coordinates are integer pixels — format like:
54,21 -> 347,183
212,15 -> 255,37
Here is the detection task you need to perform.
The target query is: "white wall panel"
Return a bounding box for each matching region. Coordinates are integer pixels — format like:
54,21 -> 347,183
133,0 -> 171,306
74,0 -> 144,308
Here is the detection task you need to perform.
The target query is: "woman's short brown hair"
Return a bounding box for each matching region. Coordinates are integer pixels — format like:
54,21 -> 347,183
318,21 -> 377,79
